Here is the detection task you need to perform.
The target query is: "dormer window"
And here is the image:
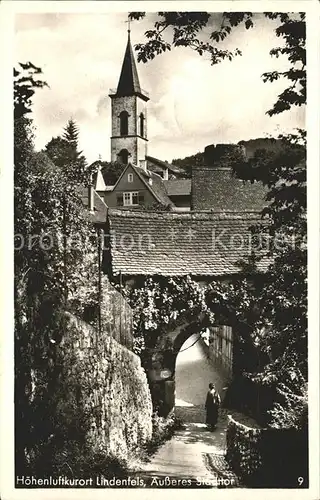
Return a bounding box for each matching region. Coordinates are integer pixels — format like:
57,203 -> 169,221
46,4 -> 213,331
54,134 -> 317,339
128,173 -> 133,183
120,111 -> 129,136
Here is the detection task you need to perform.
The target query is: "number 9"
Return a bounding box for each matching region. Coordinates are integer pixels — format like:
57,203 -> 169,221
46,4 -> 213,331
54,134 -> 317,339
298,477 -> 304,486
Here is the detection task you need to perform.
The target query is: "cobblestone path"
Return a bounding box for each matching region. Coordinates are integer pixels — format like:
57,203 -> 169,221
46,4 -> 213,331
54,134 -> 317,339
131,335 -> 254,488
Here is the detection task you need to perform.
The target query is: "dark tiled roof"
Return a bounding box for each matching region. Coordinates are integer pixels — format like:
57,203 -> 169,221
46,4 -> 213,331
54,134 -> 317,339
149,172 -> 174,207
133,164 -> 151,179
164,179 -> 191,196
115,33 -> 146,99
107,209 -> 269,277
192,167 -> 268,211
78,186 -> 108,224
130,164 -> 173,207
146,155 -> 186,175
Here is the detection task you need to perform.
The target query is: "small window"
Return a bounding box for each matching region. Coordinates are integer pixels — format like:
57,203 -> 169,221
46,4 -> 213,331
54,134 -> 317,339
128,173 -> 133,183
132,192 -> 139,205
123,192 -> 131,206
139,112 -> 145,137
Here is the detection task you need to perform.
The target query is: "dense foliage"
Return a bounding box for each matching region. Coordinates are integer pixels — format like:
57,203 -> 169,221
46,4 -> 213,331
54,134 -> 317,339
226,414 -> 308,487
129,12 -> 306,116
171,151 -> 204,177
123,276 -> 209,354
45,119 -> 87,184
87,160 -> 125,186
14,62 -> 100,474
127,11 -> 307,430
227,132 -> 306,429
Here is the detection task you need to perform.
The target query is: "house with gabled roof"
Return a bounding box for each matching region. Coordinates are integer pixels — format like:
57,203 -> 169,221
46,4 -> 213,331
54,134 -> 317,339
104,162 -> 173,209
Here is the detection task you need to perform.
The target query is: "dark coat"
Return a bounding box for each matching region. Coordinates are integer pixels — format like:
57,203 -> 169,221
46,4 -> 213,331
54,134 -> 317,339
205,389 -> 221,426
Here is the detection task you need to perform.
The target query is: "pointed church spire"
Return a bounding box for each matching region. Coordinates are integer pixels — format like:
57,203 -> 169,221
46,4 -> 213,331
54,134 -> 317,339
115,28 -> 148,100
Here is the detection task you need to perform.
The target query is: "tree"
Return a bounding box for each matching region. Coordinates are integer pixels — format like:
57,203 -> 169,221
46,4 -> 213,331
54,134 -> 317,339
14,63 -> 100,474
129,11 -> 307,430
14,61 -> 48,120
63,118 -> 79,145
87,160 -> 125,186
45,119 -> 87,184
45,136 -> 70,170
233,134 -> 306,403
172,151 -> 204,177
129,12 -> 306,116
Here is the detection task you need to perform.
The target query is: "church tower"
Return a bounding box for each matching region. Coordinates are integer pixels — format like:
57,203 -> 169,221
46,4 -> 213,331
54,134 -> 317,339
109,28 -> 149,169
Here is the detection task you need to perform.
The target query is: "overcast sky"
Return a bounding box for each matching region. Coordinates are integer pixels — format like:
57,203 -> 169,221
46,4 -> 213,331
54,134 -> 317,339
15,12 -> 305,163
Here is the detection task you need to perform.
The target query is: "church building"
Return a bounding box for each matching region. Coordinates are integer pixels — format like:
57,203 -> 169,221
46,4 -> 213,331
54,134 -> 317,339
93,28 -> 190,211
108,29 -> 149,169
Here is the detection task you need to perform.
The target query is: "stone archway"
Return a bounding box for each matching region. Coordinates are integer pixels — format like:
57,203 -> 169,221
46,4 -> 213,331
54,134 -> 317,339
145,319 -> 234,418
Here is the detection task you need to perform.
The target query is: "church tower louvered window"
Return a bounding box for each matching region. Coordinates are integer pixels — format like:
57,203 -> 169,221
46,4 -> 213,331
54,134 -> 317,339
120,111 -> 129,136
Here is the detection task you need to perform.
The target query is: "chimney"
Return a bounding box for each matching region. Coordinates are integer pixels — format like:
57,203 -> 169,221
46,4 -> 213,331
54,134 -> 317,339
163,168 -> 169,181
88,181 -> 94,212
139,159 -> 147,171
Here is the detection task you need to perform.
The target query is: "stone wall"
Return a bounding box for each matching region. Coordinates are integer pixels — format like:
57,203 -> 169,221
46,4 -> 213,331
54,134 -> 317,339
191,143 -> 267,211
191,165 -> 267,211
111,95 -> 137,137
55,312 -> 153,464
110,94 -> 148,165
100,277 -> 133,349
226,415 -> 308,487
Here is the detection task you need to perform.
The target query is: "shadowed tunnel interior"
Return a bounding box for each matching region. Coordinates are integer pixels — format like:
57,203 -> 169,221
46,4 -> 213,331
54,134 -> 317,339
175,333 -> 227,409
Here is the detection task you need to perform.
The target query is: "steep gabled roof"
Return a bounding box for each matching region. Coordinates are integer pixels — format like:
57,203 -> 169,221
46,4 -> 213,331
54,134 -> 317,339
94,167 -> 107,191
107,209 -> 269,277
114,32 -> 148,101
130,165 -> 173,207
148,171 -> 174,207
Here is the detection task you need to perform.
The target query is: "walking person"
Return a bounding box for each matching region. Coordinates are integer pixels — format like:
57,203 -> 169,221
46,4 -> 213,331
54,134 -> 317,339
205,383 -> 221,431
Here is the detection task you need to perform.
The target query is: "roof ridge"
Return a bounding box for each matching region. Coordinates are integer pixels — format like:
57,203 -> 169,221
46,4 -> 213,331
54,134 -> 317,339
108,208 -> 262,219
146,155 -> 184,173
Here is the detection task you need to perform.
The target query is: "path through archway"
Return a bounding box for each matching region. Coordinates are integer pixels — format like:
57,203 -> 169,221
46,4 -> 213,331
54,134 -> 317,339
175,333 -> 226,423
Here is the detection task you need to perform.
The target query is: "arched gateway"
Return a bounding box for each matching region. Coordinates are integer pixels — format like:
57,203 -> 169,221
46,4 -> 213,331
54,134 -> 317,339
104,209 -> 267,416
144,316 -> 234,417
